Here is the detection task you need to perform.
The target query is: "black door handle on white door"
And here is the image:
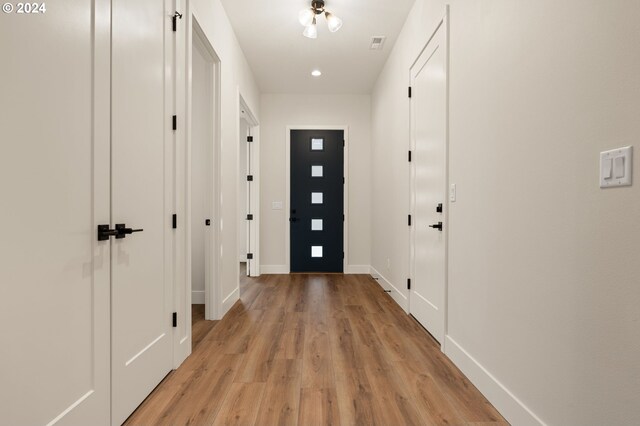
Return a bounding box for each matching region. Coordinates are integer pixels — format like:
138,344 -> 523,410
429,222 -> 443,231
97,225 -> 119,241
97,224 -> 143,241
115,224 -> 144,239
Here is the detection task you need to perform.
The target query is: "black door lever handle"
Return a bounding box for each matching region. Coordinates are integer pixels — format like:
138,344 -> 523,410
98,225 -> 119,241
289,217 -> 298,222
115,224 -> 144,239
429,222 -> 443,231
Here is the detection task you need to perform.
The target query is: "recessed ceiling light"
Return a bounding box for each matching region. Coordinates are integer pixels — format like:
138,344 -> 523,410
311,70 -> 322,77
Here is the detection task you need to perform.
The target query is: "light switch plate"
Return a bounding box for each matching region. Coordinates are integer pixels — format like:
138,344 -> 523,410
449,184 -> 457,202
600,146 -> 632,188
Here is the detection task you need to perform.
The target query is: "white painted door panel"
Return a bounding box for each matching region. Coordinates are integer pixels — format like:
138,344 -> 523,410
410,21 -> 447,344
0,1 -> 111,424
110,0 -> 173,424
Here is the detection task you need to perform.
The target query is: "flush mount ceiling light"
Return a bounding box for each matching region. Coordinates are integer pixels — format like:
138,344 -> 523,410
299,0 -> 342,39
311,70 -> 322,77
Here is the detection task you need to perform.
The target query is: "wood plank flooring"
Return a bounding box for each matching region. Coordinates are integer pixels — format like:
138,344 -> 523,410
125,274 -> 507,426
192,304 -> 218,350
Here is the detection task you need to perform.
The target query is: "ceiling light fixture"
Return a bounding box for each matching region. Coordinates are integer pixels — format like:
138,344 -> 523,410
311,70 -> 322,77
299,0 -> 342,38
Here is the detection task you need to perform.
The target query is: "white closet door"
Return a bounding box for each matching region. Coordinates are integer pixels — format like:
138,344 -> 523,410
410,19 -> 448,344
110,0 -> 173,424
0,1 -> 111,424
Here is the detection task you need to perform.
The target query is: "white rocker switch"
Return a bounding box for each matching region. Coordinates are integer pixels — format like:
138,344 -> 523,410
614,156 -> 625,179
602,158 -> 613,180
600,146 -> 633,188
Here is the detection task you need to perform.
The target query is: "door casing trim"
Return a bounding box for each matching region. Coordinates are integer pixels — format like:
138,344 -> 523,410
285,125 -> 349,273
238,93 -> 260,277
174,4 -> 223,369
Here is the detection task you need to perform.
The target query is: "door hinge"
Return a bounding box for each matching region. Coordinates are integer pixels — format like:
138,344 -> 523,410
408,214 -> 412,226
247,175 -> 253,181
247,253 -> 254,260
407,278 -> 411,290
408,86 -> 412,98
205,219 -> 211,226
172,214 -> 177,229
247,214 -> 254,220
408,150 -> 412,162
343,177 -> 345,184
342,140 -> 345,147
343,252 -> 345,259
172,11 -> 182,32
247,136 -> 253,142
343,214 -> 345,222
172,115 -> 177,131
172,312 -> 177,327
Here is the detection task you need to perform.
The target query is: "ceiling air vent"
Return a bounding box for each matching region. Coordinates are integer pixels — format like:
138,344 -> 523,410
370,36 -> 386,50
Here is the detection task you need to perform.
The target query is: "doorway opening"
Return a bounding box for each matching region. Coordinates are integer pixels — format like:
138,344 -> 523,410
238,96 -> 260,282
188,19 -> 220,351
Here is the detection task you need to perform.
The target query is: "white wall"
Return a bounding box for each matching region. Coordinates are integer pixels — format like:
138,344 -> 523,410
190,40 -> 210,303
190,0 -> 260,315
238,118 -> 248,261
260,94 -> 371,272
372,1 -> 640,425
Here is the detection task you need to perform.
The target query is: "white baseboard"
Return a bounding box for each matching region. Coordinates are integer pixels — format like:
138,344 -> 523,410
344,265 -> 370,274
444,336 -> 545,426
220,287 -> 239,319
369,266 -> 409,313
261,264 -> 372,275
260,265 -> 288,274
191,290 -> 205,304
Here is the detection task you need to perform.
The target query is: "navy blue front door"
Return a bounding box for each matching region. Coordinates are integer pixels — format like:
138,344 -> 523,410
290,130 -> 344,273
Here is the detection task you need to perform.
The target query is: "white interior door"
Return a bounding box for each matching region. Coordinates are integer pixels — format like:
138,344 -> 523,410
110,0 -> 173,424
0,1 -> 111,424
410,19 -> 448,344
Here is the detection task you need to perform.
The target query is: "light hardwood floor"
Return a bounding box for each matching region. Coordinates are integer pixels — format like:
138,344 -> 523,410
191,304 -> 218,350
125,273 -> 507,425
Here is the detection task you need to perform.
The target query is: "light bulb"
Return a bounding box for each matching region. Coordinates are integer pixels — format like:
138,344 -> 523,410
325,12 -> 342,32
299,8 -> 314,27
303,18 -> 317,39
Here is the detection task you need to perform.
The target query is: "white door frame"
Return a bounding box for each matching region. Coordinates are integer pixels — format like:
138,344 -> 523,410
285,125 -> 349,273
189,11 -> 222,322
189,15 -> 221,322
409,7 -> 450,351
174,4 -> 222,366
238,94 -> 260,277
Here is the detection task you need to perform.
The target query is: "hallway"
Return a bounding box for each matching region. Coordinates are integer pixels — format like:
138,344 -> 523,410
3,0 -> 640,424
125,273 -> 505,425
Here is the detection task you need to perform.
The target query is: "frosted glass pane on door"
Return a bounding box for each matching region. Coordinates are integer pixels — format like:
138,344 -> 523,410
311,138 -> 324,151
311,219 -> 323,231
311,165 -> 323,177
311,192 -> 323,204
311,246 -> 323,258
